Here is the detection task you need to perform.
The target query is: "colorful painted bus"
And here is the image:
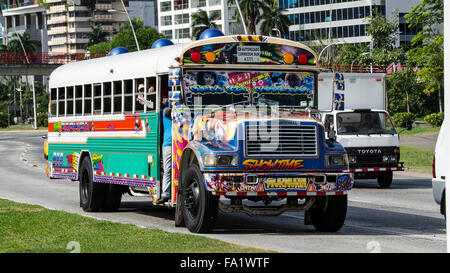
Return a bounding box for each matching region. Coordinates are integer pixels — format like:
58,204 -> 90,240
47,33 -> 354,233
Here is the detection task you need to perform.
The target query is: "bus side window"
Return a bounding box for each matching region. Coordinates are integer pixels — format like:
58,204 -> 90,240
103,82 -> 112,115
75,85 -> 82,116
146,77 -> 156,112
135,78 -> 145,113
50,88 -> 57,117
93,84 -> 101,115
113,81 -> 123,114
67,86 -> 74,116
84,84 -> 92,116
124,79 -> 133,114
159,74 -> 169,106
58,87 -> 65,117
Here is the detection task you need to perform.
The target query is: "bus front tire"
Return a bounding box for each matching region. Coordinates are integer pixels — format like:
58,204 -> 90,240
182,164 -> 218,233
377,171 -> 393,188
79,157 -> 106,212
174,186 -> 186,227
309,195 -> 347,232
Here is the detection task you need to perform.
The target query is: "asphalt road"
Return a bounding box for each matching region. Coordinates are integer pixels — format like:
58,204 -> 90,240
0,132 -> 446,253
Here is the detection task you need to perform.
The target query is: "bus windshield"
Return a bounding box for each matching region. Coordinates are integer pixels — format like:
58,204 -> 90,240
337,111 -> 397,135
182,70 -> 315,109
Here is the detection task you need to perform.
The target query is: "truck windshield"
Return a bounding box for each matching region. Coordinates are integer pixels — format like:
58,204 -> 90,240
182,70 -> 316,109
336,111 -> 397,135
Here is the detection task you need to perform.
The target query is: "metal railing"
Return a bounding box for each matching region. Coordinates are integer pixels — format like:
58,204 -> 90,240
0,52 -> 108,65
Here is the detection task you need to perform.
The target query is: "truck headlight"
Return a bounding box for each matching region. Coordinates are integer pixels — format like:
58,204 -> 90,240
382,155 -> 389,163
204,155 -> 239,167
389,155 -> 397,163
326,154 -> 348,167
348,155 -> 357,164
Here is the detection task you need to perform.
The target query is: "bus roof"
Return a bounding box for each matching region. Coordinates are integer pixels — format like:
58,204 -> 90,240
49,35 -> 319,88
49,43 -> 188,88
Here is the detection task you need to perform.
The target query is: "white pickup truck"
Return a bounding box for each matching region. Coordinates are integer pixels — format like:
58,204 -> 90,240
318,73 -> 404,188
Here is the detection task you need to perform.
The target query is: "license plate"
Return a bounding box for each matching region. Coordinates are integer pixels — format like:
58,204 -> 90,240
262,177 -> 307,190
237,46 -> 261,63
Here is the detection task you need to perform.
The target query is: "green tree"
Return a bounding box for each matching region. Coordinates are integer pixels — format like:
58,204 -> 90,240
405,0 -> 443,113
387,69 -> 439,116
84,25 -> 109,48
6,32 -> 41,52
231,0 -> 264,35
362,9 -> 406,66
257,0 -> 289,37
87,42 -> 113,57
191,9 -> 220,40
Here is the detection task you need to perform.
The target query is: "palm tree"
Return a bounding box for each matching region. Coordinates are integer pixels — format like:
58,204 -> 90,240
257,0 -> 290,37
191,9 -> 220,40
230,0 -> 263,35
84,25 -> 108,48
6,32 -> 41,52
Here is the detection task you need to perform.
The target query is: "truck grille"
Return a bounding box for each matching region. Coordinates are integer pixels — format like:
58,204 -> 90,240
246,124 -> 317,156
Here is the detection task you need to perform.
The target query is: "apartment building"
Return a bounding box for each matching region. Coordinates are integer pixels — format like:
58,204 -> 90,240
46,0 -> 130,56
157,0 -> 243,44
281,0 -> 422,46
1,0 -> 48,52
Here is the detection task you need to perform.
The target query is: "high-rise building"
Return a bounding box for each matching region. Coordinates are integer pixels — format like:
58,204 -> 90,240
280,0 -> 422,46
157,0 -> 243,44
1,0 -> 48,52
46,0 -> 130,57
129,0 -> 158,29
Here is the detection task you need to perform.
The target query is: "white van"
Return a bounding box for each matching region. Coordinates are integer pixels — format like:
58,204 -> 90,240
432,119 -> 446,217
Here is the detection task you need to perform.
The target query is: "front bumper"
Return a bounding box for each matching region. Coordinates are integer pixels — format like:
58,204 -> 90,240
203,172 -> 354,197
346,166 -> 404,173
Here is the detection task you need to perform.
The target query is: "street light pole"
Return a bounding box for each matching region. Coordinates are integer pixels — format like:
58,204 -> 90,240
318,41 -> 344,65
272,28 -> 281,38
116,0 -> 140,51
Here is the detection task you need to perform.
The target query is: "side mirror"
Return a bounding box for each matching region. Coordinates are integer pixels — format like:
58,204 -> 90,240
328,128 -> 336,141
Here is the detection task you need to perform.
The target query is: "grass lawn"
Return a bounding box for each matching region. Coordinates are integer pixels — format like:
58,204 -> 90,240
397,126 -> 441,136
0,124 -> 47,132
0,199 -> 269,253
400,145 -> 434,171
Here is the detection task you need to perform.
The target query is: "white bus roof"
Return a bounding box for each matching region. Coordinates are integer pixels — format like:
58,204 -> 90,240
49,43 -> 188,88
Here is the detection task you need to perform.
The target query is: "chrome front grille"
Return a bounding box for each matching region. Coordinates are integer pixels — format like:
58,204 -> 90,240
245,124 -> 317,156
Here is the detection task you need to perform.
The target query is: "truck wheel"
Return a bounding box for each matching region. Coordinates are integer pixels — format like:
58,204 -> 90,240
182,164 -> 219,233
377,171 -> 393,188
79,156 -> 106,212
102,184 -> 124,212
310,195 -> 347,232
441,191 -> 446,217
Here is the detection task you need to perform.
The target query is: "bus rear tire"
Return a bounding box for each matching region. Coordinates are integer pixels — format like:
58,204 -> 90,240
310,195 -> 347,232
103,184 -> 124,212
377,171 -> 393,188
182,164 -> 218,233
79,156 -> 106,212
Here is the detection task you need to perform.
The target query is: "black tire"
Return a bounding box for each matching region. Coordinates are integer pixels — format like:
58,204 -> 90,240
182,164 -> 219,233
174,186 -> 186,227
310,195 -> 348,232
79,156 -> 106,212
441,191 -> 446,217
377,171 -> 393,188
103,184 -> 124,212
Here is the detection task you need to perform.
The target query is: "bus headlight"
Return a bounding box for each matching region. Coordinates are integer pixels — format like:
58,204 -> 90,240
204,155 -> 239,167
326,154 -> 348,167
